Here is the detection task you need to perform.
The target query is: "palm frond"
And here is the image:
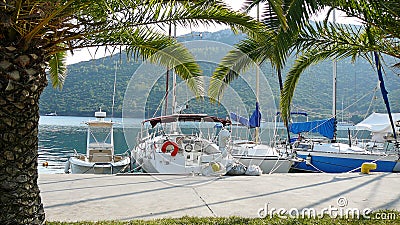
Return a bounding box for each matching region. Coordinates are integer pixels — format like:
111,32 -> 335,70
208,30 -> 276,101
93,26 -> 204,97
48,51 -> 67,90
279,21 -> 399,122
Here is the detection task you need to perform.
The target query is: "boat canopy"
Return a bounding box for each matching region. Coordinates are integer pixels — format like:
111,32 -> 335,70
143,114 -> 231,128
289,118 -> 336,139
355,112 -> 400,133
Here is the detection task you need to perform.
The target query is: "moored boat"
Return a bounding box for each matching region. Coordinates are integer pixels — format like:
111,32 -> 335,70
64,110 -> 130,174
289,118 -> 398,172
132,114 -> 233,175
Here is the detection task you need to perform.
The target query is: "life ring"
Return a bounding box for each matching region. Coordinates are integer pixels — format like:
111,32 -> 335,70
161,141 -> 179,156
184,144 -> 193,152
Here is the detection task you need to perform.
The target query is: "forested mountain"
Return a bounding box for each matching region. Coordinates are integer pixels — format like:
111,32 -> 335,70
39,29 -> 400,123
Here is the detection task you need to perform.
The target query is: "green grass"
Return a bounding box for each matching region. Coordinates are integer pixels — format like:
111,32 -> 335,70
46,210 -> 400,224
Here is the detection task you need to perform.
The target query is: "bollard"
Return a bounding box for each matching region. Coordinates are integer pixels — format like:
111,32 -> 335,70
361,162 -> 377,174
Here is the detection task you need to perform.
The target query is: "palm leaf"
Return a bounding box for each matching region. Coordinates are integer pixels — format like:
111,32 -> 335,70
279,21 -> 399,123
48,51 -> 67,90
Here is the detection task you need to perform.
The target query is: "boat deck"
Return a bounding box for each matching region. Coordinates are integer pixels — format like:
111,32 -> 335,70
39,173 -> 400,221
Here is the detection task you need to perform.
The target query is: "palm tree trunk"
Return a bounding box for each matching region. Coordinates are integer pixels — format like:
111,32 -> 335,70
0,46 -> 47,224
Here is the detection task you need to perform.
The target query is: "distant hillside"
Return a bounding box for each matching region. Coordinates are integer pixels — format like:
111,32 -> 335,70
39,29 -> 400,123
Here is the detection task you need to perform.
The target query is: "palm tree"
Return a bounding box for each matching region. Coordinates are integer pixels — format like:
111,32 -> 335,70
208,0 -> 324,143
279,0 -> 400,123
0,1 -> 263,224
208,0 -> 329,99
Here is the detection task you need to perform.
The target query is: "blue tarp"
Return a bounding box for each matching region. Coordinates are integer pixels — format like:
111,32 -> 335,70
289,118 -> 336,139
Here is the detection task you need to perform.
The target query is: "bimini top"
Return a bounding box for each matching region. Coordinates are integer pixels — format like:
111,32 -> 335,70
143,114 -> 231,128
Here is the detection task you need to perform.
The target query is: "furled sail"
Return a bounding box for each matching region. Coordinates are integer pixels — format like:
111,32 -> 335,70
230,103 -> 261,128
289,118 -> 336,139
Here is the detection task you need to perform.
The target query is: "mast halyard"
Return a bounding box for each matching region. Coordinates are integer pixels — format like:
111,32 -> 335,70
111,62 -> 117,121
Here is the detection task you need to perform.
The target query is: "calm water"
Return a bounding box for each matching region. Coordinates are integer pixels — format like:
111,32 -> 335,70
38,116 -> 368,174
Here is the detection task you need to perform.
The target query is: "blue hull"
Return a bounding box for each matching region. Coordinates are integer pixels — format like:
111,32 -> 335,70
293,152 -> 397,173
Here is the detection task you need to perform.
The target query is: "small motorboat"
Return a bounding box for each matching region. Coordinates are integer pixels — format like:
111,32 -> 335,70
65,110 -> 130,174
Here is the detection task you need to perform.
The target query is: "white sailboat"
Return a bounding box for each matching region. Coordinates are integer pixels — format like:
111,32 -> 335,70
65,110 -> 130,174
229,4 -> 296,174
133,114 -> 233,175
132,23 -> 232,175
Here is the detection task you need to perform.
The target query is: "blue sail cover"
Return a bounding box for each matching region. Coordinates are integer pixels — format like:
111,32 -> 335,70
230,102 -> 261,128
249,102 -> 261,128
230,112 -> 250,127
289,118 -> 336,139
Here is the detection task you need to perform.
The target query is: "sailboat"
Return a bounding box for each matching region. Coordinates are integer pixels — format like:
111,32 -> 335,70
228,4 -> 296,174
131,24 -> 232,175
289,116 -> 398,172
290,11 -> 399,173
132,114 -> 233,174
230,108 -> 296,173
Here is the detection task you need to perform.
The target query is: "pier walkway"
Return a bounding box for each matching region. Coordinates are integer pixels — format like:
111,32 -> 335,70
39,173 -> 400,221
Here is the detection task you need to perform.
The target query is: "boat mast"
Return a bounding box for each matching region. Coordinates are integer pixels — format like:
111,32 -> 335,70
164,24 -> 172,116
171,23 -> 177,115
255,3 -> 260,144
171,23 -> 178,132
332,9 -> 337,142
112,62 -> 117,121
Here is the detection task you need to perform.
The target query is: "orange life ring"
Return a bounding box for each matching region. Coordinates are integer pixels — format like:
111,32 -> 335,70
161,141 -> 179,156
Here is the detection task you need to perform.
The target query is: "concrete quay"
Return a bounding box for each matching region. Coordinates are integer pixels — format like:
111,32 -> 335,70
38,173 -> 400,222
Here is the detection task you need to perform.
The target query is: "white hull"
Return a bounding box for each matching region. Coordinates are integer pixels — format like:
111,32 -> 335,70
133,132 -> 231,175
233,155 -> 293,173
394,161 -> 400,172
68,157 -> 130,174
134,144 -> 229,174
133,114 -> 234,175
231,142 -> 293,173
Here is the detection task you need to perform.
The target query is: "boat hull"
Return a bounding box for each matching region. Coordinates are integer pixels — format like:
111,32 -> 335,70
139,152 -> 226,174
233,155 -> 293,173
393,161 -> 400,172
293,151 -> 398,173
68,157 -> 130,174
